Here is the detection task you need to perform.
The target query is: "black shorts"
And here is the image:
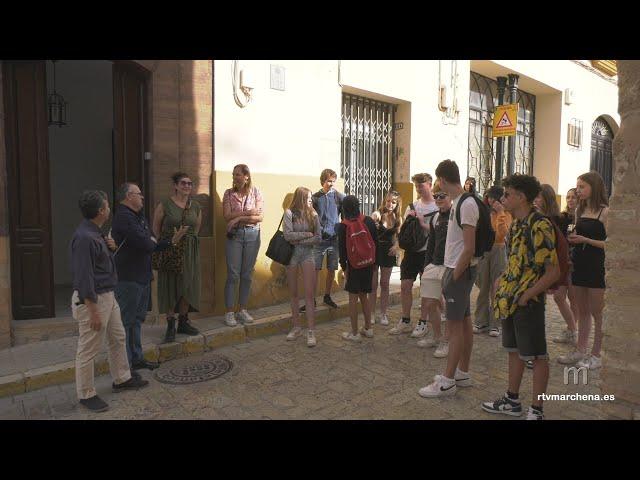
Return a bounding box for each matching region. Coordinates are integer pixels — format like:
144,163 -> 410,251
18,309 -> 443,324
400,250 -> 427,281
345,265 -> 374,294
502,299 -> 548,361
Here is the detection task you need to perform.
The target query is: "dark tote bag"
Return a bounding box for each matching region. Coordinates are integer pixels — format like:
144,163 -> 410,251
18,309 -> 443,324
266,215 -> 294,265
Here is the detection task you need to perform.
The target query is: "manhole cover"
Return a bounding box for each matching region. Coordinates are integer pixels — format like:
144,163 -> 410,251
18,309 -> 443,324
154,355 -> 234,385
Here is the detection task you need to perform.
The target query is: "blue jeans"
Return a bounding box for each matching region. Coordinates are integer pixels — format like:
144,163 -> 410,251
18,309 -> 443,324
114,281 -> 150,365
225,227 -> 261,309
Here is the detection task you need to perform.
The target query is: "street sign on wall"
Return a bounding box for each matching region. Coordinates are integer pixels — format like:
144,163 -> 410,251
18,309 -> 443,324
492,103 -> 518,137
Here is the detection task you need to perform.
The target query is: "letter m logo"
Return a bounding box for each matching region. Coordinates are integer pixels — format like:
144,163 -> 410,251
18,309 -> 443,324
564,366 -> 588,385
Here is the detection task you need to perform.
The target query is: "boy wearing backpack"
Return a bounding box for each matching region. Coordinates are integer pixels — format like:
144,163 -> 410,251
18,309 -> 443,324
481,173 -> 560,420
389,173 -> 438,337
336,195 -> 379,342
420,159 -> 493,398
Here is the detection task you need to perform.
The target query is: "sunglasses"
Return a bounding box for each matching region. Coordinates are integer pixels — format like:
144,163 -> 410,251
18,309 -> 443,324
179,180 -> 193,187
433,193 -> 448,200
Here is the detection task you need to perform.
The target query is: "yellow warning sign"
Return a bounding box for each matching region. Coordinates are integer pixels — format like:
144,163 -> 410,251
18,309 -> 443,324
492,103 -> 518,137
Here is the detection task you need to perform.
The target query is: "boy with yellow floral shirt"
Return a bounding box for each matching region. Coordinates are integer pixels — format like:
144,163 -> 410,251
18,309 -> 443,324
481,174 -> 560,420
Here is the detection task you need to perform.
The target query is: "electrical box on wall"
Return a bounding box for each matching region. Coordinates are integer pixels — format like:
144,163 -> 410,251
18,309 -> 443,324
240,69 -> 254,90
270,65 -> 285,91
439,85 -> 451,110
564,88 -> 575,105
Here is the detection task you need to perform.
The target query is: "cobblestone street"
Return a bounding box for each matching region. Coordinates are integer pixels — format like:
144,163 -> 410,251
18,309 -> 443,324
0,289 -> 607,420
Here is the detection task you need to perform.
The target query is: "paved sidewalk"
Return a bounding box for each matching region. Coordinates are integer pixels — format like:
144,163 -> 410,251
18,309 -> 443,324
0,287 -> 607,420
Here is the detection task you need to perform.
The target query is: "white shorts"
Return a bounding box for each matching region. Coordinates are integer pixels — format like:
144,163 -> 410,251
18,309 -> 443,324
420,264 -> 447,300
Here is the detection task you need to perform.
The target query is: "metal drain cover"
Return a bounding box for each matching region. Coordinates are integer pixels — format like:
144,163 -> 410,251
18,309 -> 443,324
154,355 -> 233,385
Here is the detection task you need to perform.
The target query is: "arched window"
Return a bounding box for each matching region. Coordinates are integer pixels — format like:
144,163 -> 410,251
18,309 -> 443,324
590,117 -> 614,197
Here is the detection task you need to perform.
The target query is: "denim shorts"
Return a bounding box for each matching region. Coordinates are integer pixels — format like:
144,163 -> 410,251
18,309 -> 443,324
502,298 -> 549,361
314,237 -> 339,271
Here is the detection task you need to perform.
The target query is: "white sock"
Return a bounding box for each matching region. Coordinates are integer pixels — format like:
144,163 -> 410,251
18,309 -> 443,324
441,375 -> 455,384
455,368 -> 469,378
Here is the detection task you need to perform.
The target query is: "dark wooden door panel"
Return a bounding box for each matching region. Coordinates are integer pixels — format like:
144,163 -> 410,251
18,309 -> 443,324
3,61 -> 55,319
113,61 -> 149,212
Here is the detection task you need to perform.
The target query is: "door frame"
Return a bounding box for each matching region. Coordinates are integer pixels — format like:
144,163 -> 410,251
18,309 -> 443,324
2,60 -> 152,321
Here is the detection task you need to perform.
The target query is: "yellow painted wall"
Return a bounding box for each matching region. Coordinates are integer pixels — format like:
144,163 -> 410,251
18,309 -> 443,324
211,170 -> 346,314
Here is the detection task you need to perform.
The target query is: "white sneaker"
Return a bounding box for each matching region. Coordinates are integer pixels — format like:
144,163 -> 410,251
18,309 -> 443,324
224,312 -> 238,327
434,340 -> 449,358
380,314 -> 390,326
418,374 -> 457,398
306,330 -> 317,347
236,309 -> 254,324
410,322 -> 428,338
472,324 -> 489,334
526,406 -> 544,420
342,332 -> 362,343
389,320 -> 413,335
552,329 -> 577,345
359,328 -> 374,338
454,369 -> 472,387
577,354 -> 602,370
417,333 -> 438,348
557,350 -> 585,365
286,326 -> 303,341
488,328 -> 500,337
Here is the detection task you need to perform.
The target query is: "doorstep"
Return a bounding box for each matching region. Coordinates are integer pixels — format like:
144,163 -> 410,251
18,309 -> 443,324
0,284 -> 420,398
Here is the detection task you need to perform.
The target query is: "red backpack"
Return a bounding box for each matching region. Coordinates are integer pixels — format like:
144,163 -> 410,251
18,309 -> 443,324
343,214 -> 376,269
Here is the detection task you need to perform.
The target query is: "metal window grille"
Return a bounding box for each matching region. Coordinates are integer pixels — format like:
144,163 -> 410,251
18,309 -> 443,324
568,118 -> 583,149
341,93 -> 395,216
467,72 -> 536,195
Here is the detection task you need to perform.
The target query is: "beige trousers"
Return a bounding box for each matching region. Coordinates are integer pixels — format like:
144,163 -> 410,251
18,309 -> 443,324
72,291 -> 132,400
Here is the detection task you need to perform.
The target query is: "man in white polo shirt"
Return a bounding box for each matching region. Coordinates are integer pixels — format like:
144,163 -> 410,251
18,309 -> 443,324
419,159 -> 479,398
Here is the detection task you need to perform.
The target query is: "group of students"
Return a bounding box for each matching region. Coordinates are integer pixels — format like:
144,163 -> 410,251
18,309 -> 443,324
69,159 -> 608,419
258,159 -> 608,420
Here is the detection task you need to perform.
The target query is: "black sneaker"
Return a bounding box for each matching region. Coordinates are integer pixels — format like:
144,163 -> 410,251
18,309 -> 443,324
177,315 -> 200,336
300,299 -> 317,313
132,359 -> 160,371
112,374 -> 149,393
79,395 -> 109,412
481,393 -> 523,416
323,295 -> 338,309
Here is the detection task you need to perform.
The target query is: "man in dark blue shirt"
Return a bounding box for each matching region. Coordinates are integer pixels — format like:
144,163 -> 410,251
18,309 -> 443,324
71,190 -> 148,413
111,183 -> 188,370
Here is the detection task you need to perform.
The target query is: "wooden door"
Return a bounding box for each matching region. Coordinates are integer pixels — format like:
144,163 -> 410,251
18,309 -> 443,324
112,61 -> 150,212
2,61 -> 55,319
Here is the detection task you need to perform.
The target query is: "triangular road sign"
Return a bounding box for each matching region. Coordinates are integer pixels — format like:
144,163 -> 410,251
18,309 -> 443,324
496,111 -> 513,128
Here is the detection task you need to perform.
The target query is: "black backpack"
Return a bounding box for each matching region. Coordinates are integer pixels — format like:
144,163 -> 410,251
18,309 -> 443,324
398,203 -> 433,252
454,193 -> 495,258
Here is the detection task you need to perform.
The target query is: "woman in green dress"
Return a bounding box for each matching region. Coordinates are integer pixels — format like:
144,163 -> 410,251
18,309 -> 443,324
152,172 -> 202,342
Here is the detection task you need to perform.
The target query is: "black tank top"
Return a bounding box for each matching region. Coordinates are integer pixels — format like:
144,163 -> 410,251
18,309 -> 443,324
572,208 -> 606,264
376,216 -> 398,244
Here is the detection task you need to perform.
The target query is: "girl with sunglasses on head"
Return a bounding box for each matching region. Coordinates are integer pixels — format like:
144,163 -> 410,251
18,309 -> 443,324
369,190 -> 403,326
153,172 -> 202,342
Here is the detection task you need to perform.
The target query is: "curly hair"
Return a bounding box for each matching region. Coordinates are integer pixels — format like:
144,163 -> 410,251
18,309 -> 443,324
501,173 -> 541,203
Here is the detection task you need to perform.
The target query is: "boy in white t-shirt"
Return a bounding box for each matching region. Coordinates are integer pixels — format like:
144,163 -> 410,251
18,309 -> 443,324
419,159 -> 479,398
388,173 -> 438,337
